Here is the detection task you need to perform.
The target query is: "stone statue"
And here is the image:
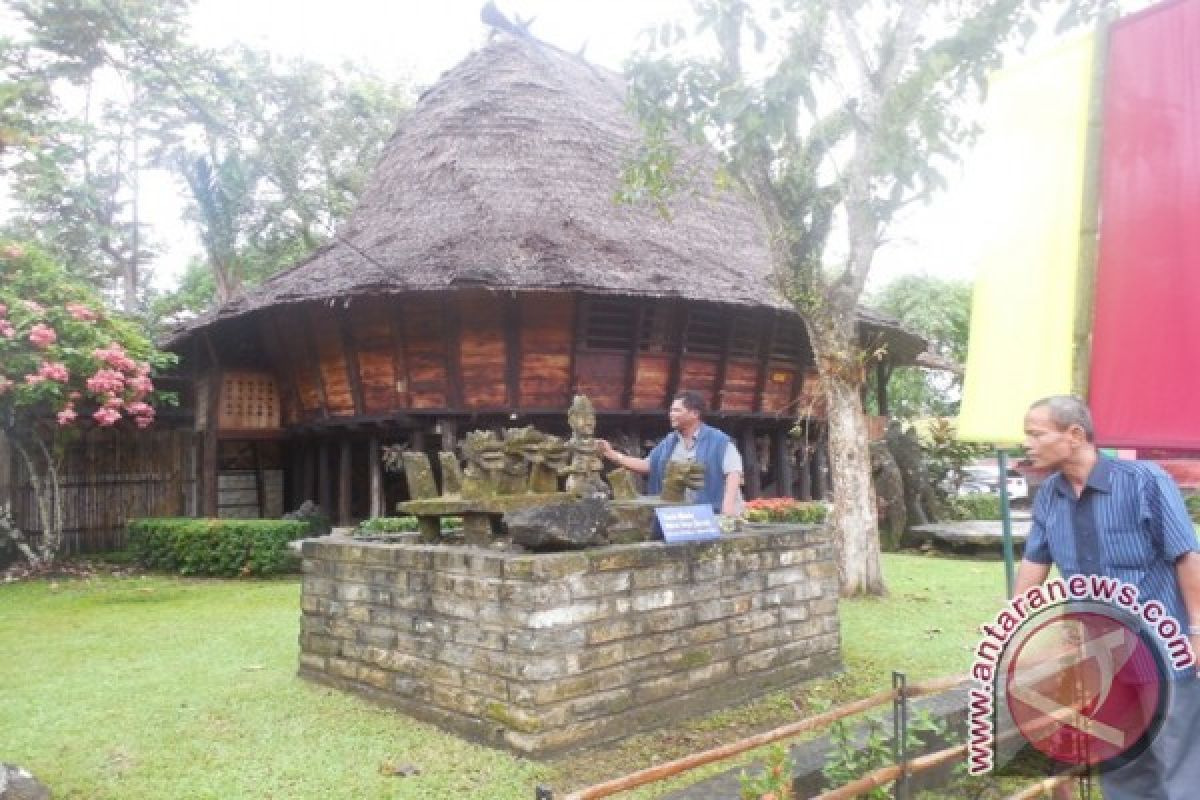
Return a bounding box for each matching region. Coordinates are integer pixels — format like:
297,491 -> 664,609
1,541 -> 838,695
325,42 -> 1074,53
461,430 -> 508,499
660,461 -> 706,504
564,395 -> 608,498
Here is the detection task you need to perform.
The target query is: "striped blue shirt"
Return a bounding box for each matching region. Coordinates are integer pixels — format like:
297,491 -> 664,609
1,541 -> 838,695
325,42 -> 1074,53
1026,456 -> 1198,630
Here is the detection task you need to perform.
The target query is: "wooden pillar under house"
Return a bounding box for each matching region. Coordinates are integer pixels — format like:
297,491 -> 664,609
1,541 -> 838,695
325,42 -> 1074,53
740,425 -> 761,500
338,438 -> 353,526
317,441 -> 333,515
368,436 -> 383,520
813,439 -> 830,501
772,427 -> 795,501
201,369 -> 221,518
289,442 -> 305,509
796,443 -> 813,501
301,443 -> 316,506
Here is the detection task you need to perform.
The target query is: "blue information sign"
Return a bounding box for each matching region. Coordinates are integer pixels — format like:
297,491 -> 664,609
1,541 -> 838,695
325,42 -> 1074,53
655,505 -> 722,543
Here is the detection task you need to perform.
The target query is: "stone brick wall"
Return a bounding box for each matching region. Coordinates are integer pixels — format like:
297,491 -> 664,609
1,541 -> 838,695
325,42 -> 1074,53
298,525 -> 841,755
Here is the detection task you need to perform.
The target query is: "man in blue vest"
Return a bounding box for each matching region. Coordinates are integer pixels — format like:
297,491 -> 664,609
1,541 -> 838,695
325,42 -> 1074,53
598,390 -> 743,515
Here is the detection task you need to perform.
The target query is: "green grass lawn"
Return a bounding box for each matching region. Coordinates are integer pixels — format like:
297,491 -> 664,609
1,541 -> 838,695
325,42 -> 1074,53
0,554 -> 1012,799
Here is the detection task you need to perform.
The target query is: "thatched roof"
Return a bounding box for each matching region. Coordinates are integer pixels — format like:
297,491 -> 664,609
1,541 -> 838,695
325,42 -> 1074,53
170,31 -> 925,360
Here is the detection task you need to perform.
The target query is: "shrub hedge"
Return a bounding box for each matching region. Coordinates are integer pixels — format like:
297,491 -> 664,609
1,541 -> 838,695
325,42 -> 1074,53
743,498 -> 829,525
127,518 -> 309,576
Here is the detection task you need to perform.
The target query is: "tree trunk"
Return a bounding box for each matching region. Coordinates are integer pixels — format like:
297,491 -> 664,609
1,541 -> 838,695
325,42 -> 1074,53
808,319 -> 884,596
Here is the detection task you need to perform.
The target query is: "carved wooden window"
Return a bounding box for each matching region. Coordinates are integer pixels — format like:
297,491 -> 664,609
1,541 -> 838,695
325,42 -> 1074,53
728,313 -> 762,361
638,303 -> 676,353
682,306 -> 725,356
218,371 -> 281,430
581,297 -> 637,351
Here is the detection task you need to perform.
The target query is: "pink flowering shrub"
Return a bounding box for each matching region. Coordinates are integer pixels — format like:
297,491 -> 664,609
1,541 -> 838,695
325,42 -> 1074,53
28,323 -> 56,349
0,240 -> 177,563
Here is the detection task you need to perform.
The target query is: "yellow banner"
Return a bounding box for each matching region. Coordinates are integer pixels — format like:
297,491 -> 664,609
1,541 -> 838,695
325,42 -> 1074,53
957,34 -> 1096,444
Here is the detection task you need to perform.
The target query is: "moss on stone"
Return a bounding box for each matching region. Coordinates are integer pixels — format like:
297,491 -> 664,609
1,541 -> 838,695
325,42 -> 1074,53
485,702 -> 542,734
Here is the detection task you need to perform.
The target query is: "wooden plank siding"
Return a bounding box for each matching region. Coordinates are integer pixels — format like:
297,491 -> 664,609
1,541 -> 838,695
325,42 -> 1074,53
347,299 -> 401,415
457,291 -> 508,409
519,292 -> 573,409
402,297 -> 450,409
309,308 -> 355,416
218,294 -> 818,423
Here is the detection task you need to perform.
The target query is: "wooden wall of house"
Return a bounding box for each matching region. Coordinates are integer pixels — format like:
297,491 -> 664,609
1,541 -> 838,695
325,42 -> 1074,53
237,290 -> 818,424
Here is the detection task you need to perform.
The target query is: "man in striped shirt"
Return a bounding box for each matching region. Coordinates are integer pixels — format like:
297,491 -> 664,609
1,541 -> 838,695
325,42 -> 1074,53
1013,395 -> 1200,799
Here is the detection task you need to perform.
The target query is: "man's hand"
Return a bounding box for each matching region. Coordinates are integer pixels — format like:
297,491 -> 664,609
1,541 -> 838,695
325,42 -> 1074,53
595,438 -> 617,461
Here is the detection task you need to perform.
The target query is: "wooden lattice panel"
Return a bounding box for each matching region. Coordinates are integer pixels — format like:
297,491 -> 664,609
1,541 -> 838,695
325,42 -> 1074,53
219,371 -> 281,431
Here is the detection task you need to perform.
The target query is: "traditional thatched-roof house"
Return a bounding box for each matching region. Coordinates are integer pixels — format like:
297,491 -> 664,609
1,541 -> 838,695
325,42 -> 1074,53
168,32 -> 927,523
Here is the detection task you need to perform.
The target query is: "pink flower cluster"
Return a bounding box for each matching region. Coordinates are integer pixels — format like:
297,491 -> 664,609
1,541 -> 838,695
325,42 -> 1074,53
57,407 -> 77,426
78,345 -> 156,428
28,323 -> 56,350
0,320 -> 13,339
92,407 -> 121,426
24,300 -> 45,315
38,361 -> 69,383
93,343 -> 139,374
66,303 -> 99,322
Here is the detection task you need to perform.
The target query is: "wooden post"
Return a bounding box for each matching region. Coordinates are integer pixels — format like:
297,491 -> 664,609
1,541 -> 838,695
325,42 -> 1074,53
338,438 -> 353,526
740,426 -> 761,500
317,440 -> 333,515
201,369 -> 221,517
813,438 -> 830,500
301,442 -> 316,506
368,436 -> 383,519
773,427 -> 795,500
289,442 -> 305,509
796,441 -> 813,501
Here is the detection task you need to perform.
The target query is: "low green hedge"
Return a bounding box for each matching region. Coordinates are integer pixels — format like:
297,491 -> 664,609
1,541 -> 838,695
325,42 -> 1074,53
127,518 -> 309,577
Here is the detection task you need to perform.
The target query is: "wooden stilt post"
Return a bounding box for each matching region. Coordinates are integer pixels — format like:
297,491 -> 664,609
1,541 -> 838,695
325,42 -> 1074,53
773,426 -> 795,499
338,438 -> 353,526
796,440 -> 813,501
740,426 -> 761,500
317,440 -> 332,515
368,436 -> 383,519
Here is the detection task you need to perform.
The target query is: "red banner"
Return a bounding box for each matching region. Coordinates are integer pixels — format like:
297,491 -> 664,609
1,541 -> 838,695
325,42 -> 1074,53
1090,0 -> 1200,448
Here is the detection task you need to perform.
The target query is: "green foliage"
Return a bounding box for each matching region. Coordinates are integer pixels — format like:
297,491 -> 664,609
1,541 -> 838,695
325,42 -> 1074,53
942,492 -> 1003,521
870,275 -> 973,417
126,518 -> 308,576
153,45 -> 410,308
357,516 -> 419,533
822,709 -> 954,799
4,1 -> 409,310
2,0 -> 196,303
621,0 -> 1105,595
918,418 -> 989,504
0,240 -> 174,422
738,744 -> 794,800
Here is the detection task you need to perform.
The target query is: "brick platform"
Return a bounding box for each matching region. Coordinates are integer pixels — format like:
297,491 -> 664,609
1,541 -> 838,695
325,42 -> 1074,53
298,525 -> 841,755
